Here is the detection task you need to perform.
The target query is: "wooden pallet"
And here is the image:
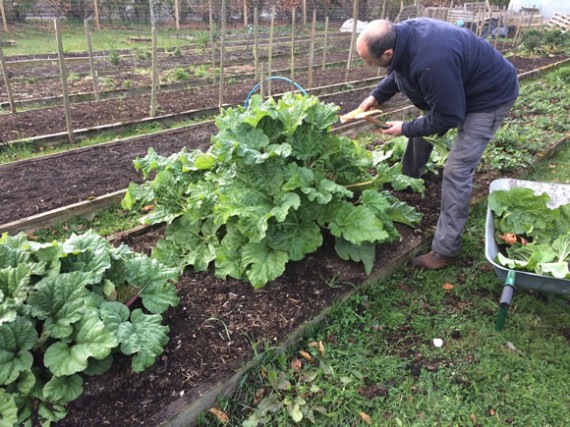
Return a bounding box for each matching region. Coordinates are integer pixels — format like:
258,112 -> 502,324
547,13 -> 570,33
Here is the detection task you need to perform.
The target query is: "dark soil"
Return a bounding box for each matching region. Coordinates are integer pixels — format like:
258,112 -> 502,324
0,54 -> 565,143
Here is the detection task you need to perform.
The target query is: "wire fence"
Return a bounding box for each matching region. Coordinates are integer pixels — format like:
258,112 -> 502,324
0,0 -> 412,28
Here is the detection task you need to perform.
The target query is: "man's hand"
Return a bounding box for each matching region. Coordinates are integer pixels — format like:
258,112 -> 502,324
358,95 -> 378,111
381,121 -> 403,136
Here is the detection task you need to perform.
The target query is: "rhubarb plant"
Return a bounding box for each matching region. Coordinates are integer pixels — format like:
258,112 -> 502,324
0,230 -> 179,425
123,94 -> 423,288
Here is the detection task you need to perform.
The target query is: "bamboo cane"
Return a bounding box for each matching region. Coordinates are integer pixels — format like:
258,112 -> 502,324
345,0 -> 358,82
54,19 -> 74,144
174,0 -> 180,30
0,0 -> 8,32
267,6 -> 275,97
84,19 -> 100,101
150,26 -> 158,117
308,9 -> 316,89
322,16 -> 329,70
218,0 -> 227,110
290,8 -> 296,92
0,41 -> 15,112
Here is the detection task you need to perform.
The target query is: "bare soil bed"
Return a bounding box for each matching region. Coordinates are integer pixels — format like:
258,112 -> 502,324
0,55 -> 565,227
0,55 -> 564,143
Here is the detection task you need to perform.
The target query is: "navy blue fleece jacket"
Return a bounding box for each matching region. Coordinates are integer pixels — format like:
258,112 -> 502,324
371,18 -> 519,138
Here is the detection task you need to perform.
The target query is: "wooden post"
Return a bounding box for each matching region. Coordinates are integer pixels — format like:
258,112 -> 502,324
267,6 -> 275,97
445,1 -> 453,23
218,0 -> 226,110
243,0 -> 248,28
254,6 -> 259,80
308,9 -> 316,89
92,0 -> 100,29
322,16 -> 329,70
290,8 -> 296,91
0,42 -> 15,112
527,5 -> 536,31
54,19 -> 74,144
84,19 -> 100,101
512,9 -> 525,58
397,0 -> 403,22
149,0 -> 156,27
381,0 -> 387,19
150,26 -> 158,117
209,0 -> 216,84
302,0 -> 307,28
0,0 -> 8,32
174,0 -> 180,30
345,0 -> 358,82
494,7 -> 503,49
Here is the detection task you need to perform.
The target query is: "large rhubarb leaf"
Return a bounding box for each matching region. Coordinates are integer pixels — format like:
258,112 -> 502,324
242,241 -> 289,288
328,203 -> 389,245
27,272 -> 93,339
0,317 -> 36,386
116,309 -> 169,372
43,310 -> 118,376
335,238 -> 376,275
124,256 -> 179,314
42,374 -> 83,404
0,389 -> 18,427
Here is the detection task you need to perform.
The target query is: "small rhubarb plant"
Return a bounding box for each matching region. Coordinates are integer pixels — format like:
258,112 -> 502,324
0,230 -> 179,425
123,93 -> 423,288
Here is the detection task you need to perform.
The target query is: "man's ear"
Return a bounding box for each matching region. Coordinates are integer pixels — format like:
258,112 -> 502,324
384,48 -> 394,58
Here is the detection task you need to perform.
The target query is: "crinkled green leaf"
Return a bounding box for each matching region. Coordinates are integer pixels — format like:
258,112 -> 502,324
125,256 -> 179,314
153,215 -> 218,272
42,374 -> 83,404
536,261 -> 570,279
0,389 -> 18,427
0,317 -> 36,386
117,309 -> 169,372
328,203 -> 390,245
60,231 -> 111,282
83,355 -> 113,376
27,272 -> 92,339
99,301 -> 130,333
335,238 -> 376,274
121,181 -> 154,211
214,226 -> 248,281
242,242 -> 288,288
267,219 -> 322,261
0,263 -> 33,304
16,369 -> 36,396
44,311 -> 118,376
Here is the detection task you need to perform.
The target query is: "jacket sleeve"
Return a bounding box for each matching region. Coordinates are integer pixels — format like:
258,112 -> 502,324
370,72 -> 400,104
402,59 -> 466,138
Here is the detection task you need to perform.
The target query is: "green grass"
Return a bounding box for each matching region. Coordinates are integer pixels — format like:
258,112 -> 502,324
0,115 -> 212,164
2,21 -> 208,57
31,204 -> 142,242
210,134 -> 570,425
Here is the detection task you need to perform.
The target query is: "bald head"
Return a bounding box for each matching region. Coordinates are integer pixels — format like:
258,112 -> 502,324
356,20 -> 396,68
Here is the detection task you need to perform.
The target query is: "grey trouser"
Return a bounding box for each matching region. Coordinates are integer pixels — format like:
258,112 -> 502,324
402,102 -> 515,257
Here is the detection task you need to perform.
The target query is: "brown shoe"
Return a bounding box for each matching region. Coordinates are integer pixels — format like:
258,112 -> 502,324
411,251 -> 456,270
